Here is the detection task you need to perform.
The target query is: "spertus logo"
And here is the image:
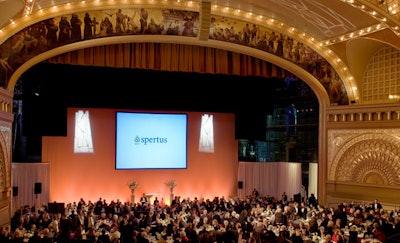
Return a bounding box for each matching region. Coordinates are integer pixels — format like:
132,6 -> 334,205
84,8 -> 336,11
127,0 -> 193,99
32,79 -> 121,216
134,136 -> 140,143
134,135 -> 168,145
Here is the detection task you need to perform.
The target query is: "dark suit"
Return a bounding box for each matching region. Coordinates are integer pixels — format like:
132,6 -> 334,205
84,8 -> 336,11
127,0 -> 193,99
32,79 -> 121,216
299,206 -> 307,219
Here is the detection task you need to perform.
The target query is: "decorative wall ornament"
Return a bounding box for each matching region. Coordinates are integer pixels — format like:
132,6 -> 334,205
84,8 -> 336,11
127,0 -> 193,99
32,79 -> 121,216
328,129 -> 400,184
165,179 -> 176,204
0,121 -> 12,226
127,180 -> 139,203
0,124 -> 11,195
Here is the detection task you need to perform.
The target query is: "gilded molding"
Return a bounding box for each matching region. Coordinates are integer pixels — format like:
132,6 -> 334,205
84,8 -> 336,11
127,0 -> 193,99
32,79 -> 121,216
326,104 -> 400,123
0,121 -> 12,194
328,129 -> 400,185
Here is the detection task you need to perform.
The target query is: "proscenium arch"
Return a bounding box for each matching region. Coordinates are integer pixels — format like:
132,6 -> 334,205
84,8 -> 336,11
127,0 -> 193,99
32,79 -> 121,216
8,35 -> 330,200
0,4 -> 349,105
8,35 -> 331,107
3,5 -> 332,201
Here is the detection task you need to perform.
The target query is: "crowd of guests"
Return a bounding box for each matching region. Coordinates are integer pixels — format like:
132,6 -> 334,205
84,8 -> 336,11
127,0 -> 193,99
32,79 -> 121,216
1,190 -> 400,243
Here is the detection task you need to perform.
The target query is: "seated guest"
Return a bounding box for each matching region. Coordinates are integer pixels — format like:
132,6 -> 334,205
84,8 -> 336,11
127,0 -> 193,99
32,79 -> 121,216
261,225 -> 278,242
290,229 -> 303,243
85,227 -> 97,242
98,229 -> 111,243
109,226 -> 121,243
41,228 -> 54,243
0,226 -> 11,243
348,225 -> 358,243
331,228 -> 344,243
136,231 -> 150,243
373,224 -> 387,243
73,224 -> 84,239
156,232 -> 167,243
324,234 -> 332,243
363,226 -> 375,239
28,229 -> 42,243
12,223 -> 26,243
274,207 -> 286,226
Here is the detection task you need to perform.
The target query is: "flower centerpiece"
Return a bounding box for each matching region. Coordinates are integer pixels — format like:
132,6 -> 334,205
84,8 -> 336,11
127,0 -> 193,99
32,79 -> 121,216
311,232 -> 321,242
127,180 -> 139,190
165,179 -> 177,205
127,180 -> 139,204
165,179 -> 177,190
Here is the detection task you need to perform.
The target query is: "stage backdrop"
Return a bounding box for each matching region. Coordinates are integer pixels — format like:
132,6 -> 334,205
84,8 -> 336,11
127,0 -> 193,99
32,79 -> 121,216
40,108 -> 239,206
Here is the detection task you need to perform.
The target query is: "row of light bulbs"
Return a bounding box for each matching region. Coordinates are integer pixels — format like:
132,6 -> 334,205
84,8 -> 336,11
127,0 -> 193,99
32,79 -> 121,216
18,0 -> 397,43
340,0 -> 400,36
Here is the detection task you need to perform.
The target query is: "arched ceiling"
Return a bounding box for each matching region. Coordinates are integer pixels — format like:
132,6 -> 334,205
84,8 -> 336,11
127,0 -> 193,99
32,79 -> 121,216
2,0 -> 399,43
1,0 -> 400,104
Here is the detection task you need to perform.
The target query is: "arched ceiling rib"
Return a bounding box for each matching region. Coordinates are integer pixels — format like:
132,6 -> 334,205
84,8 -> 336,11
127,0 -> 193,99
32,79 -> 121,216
2,0 -> 397,42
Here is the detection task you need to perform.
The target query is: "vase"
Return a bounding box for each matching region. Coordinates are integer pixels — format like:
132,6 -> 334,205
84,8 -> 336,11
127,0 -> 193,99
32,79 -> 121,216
169,187 -> 174,205
131,189 -> 135,203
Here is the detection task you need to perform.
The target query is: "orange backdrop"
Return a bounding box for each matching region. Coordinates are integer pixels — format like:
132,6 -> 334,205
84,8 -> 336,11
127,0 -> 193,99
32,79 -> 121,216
42,108 -> 238,205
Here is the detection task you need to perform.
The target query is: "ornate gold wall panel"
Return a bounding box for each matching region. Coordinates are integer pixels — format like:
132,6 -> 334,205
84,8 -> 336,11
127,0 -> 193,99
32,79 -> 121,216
328,130 -> 400,184
0,88 -> 14,226
324,104 -> 400,207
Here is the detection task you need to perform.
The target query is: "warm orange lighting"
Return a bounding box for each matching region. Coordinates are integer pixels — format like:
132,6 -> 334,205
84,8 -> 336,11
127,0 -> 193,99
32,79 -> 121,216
44,108 -> 237,204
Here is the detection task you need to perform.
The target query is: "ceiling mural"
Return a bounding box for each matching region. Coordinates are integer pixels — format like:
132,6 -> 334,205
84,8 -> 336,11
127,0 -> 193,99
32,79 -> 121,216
269,0 -> 357,38
0,7 -> 348,105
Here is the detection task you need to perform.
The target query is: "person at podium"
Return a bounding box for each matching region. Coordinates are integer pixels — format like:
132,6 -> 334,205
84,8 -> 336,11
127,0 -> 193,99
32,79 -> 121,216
140,193 -> 148,206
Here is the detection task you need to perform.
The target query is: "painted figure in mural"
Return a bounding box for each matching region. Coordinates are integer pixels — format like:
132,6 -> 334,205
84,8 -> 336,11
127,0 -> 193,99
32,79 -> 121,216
58,16 -> 71,44
250,23 -> 258,46
126,11 -> 138,33
19,30 -> 39,56
268,31 -> 276,53
0,56 -> 12,73
256,32 -> 268,51
46,18 -> 59,48
275,34 -> 284,57
147,18 -> 164,34
167,20 -> 179,35
115,9 -> 128,34
330,78 -> 344,104
70,13 -> 83,42
84,12 -> 94,39
140,8 -> 149,34
99,17 -> 113,36
242,23 -> 250,45
318,59 -> 333,91
182,17 -> 195,36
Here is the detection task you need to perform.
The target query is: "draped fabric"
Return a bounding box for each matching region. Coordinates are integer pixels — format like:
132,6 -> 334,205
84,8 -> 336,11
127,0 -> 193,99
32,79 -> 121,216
308,162 -> 318,197
12,163 -> 50,212
237,161 -> 302,200
12,162 -> 302,210
45,43 -> 295,78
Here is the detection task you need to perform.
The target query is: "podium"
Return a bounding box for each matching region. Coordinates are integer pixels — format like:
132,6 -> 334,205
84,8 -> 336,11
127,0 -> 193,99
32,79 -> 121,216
145,193 -> 157,204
